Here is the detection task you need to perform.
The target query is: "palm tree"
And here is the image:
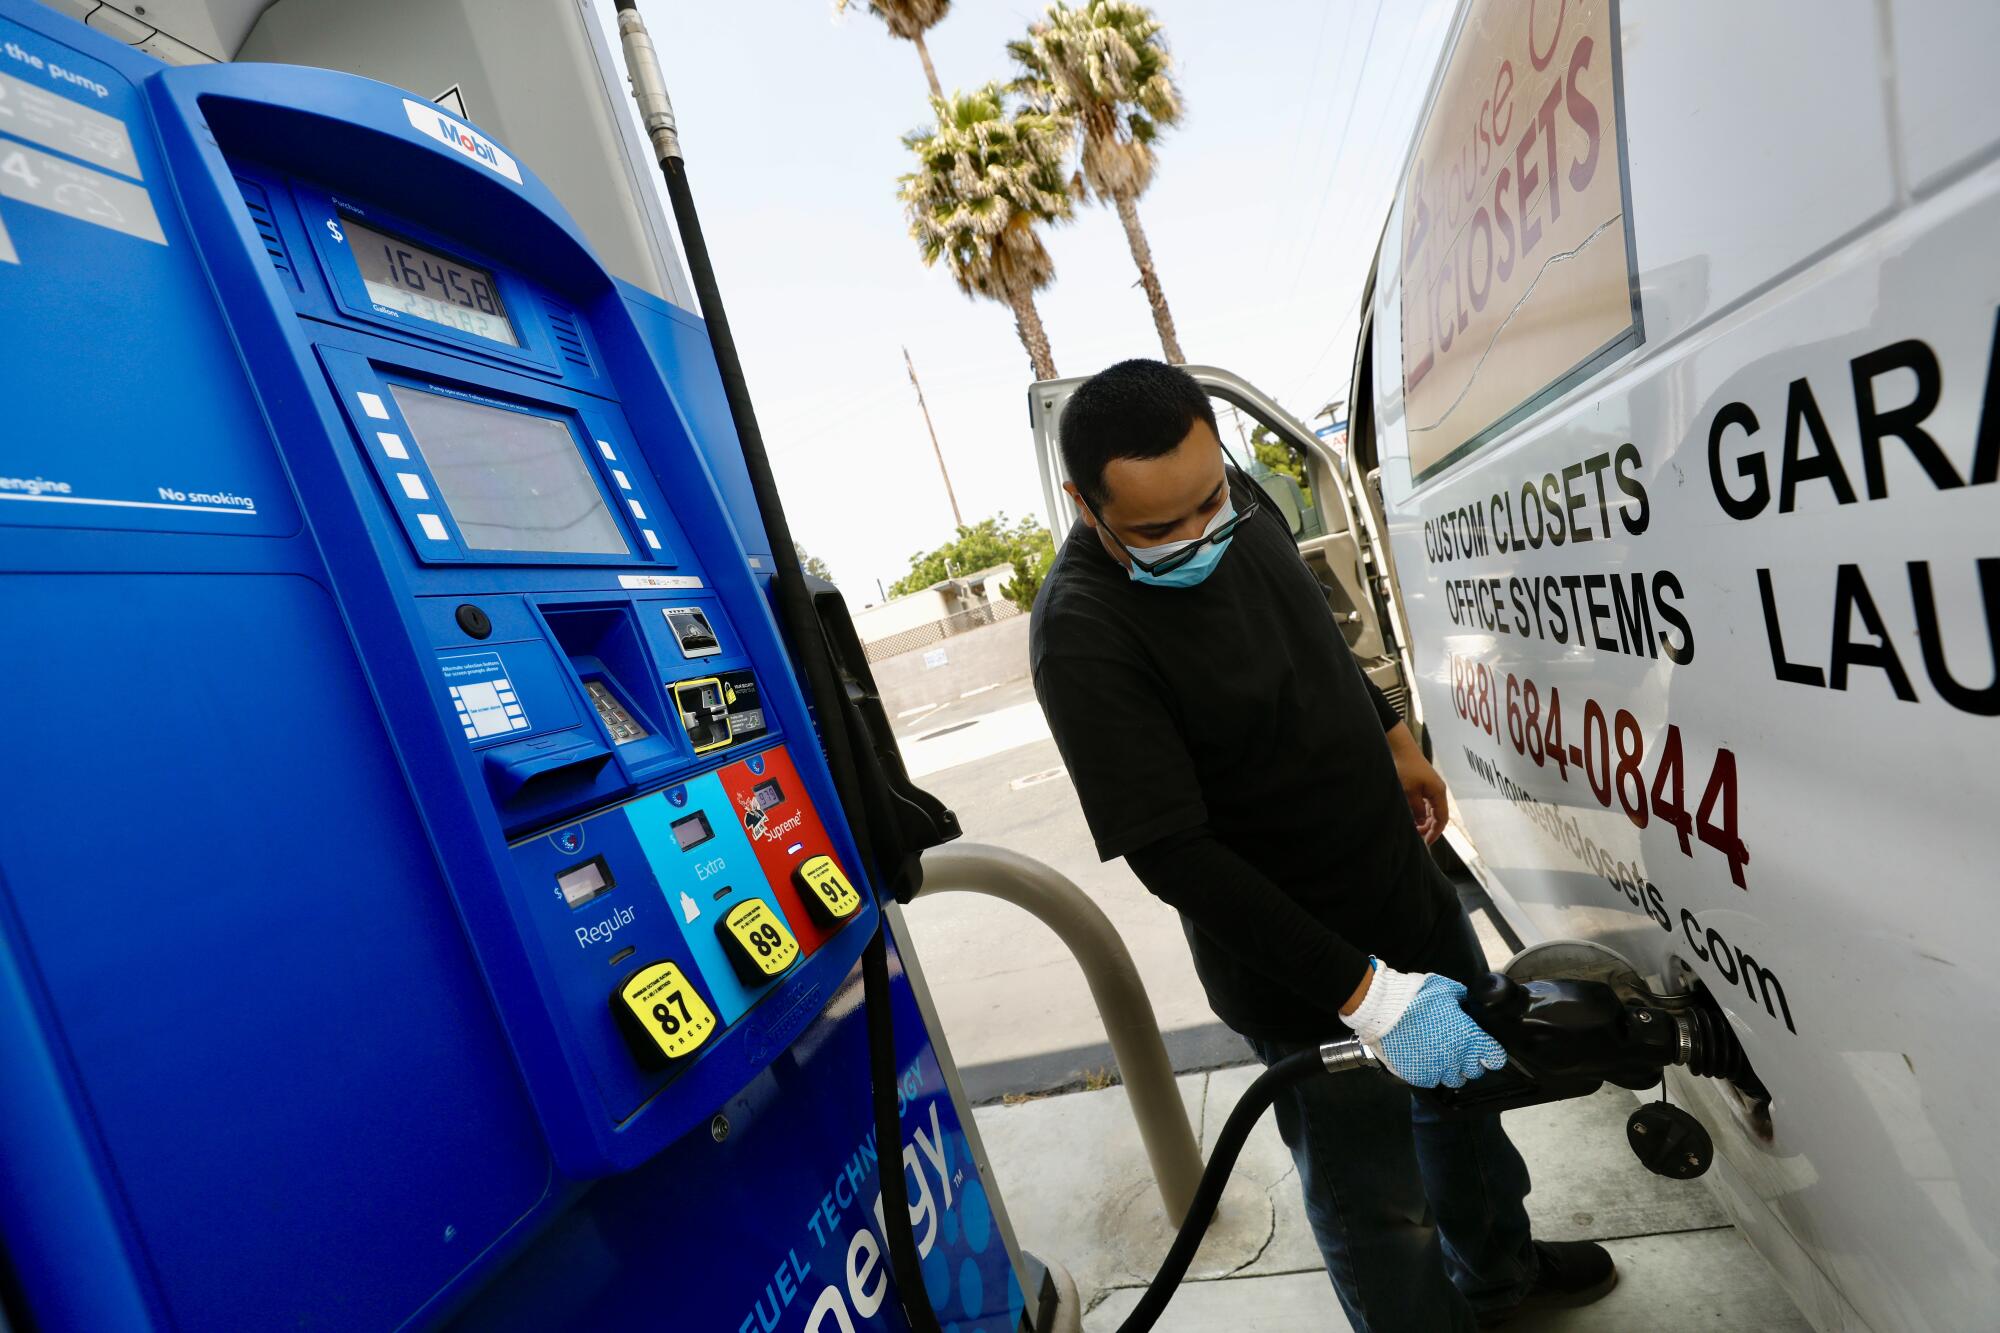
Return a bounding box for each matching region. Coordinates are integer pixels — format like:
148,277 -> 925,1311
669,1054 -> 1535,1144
836,0 -> 951,99
899,84 -> 1075,381
1011,0 -> 1186,363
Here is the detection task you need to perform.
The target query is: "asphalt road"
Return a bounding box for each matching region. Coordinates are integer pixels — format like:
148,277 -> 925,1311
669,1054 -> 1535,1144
894,677 -> 1248,1097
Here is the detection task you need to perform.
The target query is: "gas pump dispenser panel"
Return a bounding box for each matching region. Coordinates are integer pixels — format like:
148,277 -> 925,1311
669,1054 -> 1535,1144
188,77 -> 877,1164
0,8 -> 1035,1330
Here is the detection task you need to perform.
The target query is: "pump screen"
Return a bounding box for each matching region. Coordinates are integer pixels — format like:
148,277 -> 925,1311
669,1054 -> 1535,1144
671,810 -> 714,851
752,778 -> 785,811
557,857 -> 616,909
390,386 -> 631,555
345,216 -> 518,346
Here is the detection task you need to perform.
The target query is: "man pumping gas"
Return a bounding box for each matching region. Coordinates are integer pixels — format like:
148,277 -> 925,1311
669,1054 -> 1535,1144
1029,360 -> 1616,1331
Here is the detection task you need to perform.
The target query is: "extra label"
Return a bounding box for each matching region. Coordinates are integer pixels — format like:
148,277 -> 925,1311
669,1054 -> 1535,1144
794,855 -> 862,924
616,961 -> 717,1062
720,899 -> 799,981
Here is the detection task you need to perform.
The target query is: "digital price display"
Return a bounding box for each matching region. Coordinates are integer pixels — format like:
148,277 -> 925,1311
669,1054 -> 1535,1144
345,215 -> 518,346
671,810 -> 714,852
556,857 -> 616,910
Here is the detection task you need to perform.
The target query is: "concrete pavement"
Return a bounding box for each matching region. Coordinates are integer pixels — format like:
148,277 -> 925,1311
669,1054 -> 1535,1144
897,678 -> 1237,1096
974,1072 -> 1810,1332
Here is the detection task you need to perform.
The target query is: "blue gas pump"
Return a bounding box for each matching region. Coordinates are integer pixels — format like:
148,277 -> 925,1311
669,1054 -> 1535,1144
0,4 -> 1027,1329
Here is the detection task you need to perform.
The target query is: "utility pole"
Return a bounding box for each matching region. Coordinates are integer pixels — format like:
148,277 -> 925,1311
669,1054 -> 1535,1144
903,345 -> 963,530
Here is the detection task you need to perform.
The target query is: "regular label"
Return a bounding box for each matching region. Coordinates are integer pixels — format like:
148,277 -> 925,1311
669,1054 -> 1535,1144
0,68 -> 139,179
0,138 -> 163,244
617,961 -> 717,1062
794,855 -> 861,923
721,899 -> 799,980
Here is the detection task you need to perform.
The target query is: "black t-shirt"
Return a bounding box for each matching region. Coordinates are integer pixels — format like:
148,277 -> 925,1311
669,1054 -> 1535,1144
1030,470 -> 1451,1039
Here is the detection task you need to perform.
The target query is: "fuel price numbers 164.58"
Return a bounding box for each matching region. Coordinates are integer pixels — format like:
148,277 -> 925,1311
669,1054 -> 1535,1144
1446,651 -> 1751,888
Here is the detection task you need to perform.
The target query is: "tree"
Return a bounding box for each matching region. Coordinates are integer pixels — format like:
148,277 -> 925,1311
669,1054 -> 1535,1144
1249,425 -> 1313,509
1011,1 -> 1186,363
837,0 -> 951,99
794,541 -> 836,583
899,85 -> 1075,382
889,513 -> 1057,612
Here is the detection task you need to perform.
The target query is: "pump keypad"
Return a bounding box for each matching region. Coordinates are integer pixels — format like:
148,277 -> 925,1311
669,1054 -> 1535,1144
793,855 -> 861,925
719,899 -> 799,982
615,961 -> 718,1063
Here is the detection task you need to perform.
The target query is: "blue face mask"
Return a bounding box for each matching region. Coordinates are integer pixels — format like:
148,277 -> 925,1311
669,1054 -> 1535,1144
1124,497 -> 1237,588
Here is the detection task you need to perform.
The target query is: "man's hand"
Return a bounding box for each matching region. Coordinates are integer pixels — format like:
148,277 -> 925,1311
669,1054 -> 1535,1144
1386,721 -> 1448,843
1340,962 -> 1507,1088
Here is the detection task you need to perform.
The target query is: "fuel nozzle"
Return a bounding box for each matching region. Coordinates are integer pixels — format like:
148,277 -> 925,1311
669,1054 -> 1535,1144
1417,975 -> 1670,1120
1421,945 -> 1761,1181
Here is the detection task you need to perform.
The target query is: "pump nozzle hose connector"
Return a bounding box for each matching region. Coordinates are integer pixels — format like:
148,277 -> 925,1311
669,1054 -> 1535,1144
1319,1036 -> 1383,1074
613,4 -> 681,162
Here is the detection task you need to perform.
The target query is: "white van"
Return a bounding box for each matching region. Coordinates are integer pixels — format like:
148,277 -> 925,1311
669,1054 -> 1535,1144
1030,2 -> 2000,1327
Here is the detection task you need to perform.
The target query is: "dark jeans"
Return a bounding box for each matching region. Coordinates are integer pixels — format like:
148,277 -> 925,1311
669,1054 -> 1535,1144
1247,908 -> 1537,1333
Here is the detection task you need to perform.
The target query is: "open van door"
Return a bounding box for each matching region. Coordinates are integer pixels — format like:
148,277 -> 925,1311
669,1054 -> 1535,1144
1028,366 -> 1415,724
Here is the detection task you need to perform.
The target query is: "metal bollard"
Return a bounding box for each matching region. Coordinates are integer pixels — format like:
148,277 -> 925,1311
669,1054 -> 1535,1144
915,843 -> 1205,1224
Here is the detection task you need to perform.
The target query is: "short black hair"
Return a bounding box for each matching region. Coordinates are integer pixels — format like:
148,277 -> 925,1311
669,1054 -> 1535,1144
1059,359 -> 1218,506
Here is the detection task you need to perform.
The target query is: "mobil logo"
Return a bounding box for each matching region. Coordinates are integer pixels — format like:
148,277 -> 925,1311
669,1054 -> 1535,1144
442,117 -> 496,163
401,99 -> 523,184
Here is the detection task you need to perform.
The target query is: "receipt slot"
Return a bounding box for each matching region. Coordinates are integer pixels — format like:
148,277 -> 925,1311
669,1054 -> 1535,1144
0,6 -> 1026,1331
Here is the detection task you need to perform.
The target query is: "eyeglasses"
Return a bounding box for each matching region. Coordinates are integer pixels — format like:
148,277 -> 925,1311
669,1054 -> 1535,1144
1084,461 -> 1262,576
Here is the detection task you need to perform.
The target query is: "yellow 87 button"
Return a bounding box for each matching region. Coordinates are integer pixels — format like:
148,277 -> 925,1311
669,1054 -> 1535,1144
720,898 -> 800,983
614,961 -> 718,1064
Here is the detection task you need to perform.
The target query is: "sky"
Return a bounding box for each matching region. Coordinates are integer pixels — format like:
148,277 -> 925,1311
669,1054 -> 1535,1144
634,0 -> 1456,605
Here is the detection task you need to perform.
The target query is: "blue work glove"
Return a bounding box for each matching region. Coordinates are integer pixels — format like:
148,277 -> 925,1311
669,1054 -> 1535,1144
1340,961 -> 1508,1089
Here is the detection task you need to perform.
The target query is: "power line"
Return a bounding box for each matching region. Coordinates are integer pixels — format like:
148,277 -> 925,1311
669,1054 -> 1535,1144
1261,0 -> 1353,284
1287,5 -> 1451,405
1301,6 -> 1437,290
1275,0 -> 1384,291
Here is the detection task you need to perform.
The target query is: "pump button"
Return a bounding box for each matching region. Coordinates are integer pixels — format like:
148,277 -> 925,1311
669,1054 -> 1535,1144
793,855 -> 862,925
455,604 -> 493,639
613,961 -> 718,1065
718,898 -> 800,982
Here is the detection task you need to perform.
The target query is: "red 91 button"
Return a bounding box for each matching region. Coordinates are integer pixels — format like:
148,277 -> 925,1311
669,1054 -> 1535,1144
793,854 -> 862,925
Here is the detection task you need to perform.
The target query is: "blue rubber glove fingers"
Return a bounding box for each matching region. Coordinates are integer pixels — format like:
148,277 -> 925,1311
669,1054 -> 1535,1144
1373,975 -> 1510,1089
1451,1028 -> 1508,1088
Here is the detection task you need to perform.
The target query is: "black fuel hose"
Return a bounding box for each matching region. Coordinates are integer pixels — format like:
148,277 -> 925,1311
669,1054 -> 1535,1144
862,924 -> 947,1333
1109,1048 -> 1326,1332
611,0 -> 880,886
617,10 -> 939,1325
864,918 -> 1328,1333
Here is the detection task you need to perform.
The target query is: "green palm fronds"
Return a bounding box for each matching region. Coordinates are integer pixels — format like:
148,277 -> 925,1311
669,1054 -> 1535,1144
900,85 -> 1073,300
838,0 -> 952,97
1010,0 -> 1185,362
836,0 -> 950,44
899,84 -> 1075,377
1009,0 -> 1182,203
